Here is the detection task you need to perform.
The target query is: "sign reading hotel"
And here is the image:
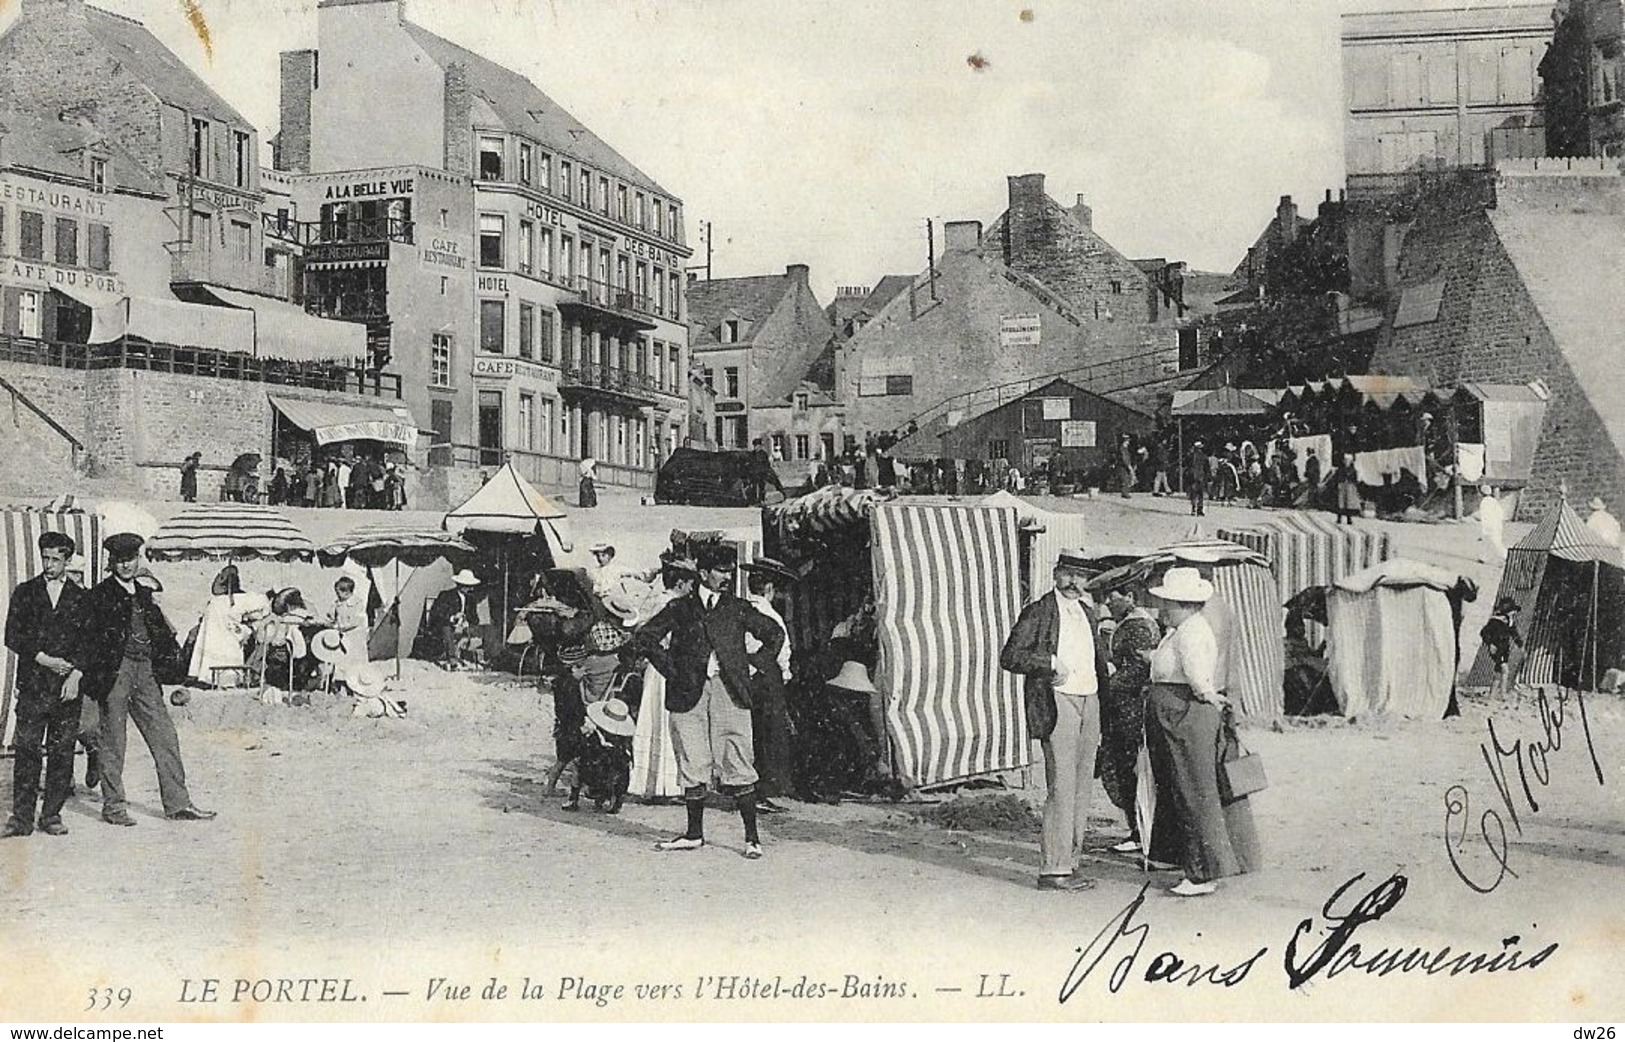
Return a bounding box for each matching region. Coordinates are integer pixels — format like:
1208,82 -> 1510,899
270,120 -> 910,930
1000,313 -> 1042,348
5,259 -> 124,296
472,357 -> 559,384
325,176 -> 416,201
422,236 -> 467,271
476,274 -> 509,295
0,176 -> 110,219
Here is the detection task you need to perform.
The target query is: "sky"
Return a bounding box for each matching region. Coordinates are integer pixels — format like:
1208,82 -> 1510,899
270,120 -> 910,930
0,0 -> 1553,300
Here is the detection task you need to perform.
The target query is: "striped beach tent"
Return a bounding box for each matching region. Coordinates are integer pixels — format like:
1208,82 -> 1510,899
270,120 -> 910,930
1218,511 -> 1392,604
145,503 -> 316,562
872,502 -> 1028,788
1,506 -> 102,748
1467,498 -> 1625,690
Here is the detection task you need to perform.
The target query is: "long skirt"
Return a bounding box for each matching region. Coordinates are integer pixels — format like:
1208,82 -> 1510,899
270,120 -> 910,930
579,475 -> 598,508
629,665 -> 682,799
1144,683 -> 1261,883
1097,679 -> 1146,820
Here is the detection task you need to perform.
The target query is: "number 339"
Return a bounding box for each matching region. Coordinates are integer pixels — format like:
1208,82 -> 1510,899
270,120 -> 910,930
85,987 -> 132,1011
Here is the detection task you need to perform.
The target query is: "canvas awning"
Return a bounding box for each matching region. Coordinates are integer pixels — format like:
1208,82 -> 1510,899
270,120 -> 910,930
196,284 -> 365,363
1171,386 -> 1284,417
269,395 -> 417,448
68,287 -> 256,354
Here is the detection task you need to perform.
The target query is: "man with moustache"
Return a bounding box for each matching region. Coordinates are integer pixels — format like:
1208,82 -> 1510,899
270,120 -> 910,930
2,532 -> 88,838
1000,550 -> 1113,891
66,532 -> 215,827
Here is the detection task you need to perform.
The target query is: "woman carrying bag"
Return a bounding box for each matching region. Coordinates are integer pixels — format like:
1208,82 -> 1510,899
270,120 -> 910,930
1143,567 -> 1261,897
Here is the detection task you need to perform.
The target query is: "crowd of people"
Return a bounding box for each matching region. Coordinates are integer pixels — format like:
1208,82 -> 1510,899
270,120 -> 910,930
182,451 -> 409,510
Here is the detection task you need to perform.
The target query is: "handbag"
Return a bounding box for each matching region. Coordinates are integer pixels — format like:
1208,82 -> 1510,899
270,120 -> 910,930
1216,709 -> 1268,802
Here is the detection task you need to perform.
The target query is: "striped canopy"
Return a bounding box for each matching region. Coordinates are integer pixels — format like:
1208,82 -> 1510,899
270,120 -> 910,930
1512,497 -> 1622,565
319,523 -> 476,569
145,503 -> 316,562
872,502 -> 1028,788
1,507 -> 103,747
1218,511 -> 1392,604
765,485 -> 894,536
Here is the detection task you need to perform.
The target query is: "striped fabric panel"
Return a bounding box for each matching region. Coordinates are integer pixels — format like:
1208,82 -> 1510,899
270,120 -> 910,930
1465,550 -> 1543,688
873,504 -> 1027,788
1029,513 -> 1091,606
1209,563 -> 1286,719
147,503 -> 316,561
2,510 -> 102,748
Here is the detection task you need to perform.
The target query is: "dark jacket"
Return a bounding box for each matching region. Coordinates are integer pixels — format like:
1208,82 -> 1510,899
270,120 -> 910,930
3,575 -> 85,704
631,589 -> 783,712
68,576 -> 181,703
999,591 -> 1112,741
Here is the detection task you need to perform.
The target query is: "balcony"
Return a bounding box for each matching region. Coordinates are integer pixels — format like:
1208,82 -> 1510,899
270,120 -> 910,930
254,216 -> 415,248
305,290 -> 390,322
559,362 -> 659,406
557,275 -> 658,330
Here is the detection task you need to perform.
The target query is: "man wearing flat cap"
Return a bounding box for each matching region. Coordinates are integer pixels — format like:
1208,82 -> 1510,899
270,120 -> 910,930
1000,549 -> 1112,891
632,543 -> 784,859
3,531 -> 88,838
65,532 -> 214,826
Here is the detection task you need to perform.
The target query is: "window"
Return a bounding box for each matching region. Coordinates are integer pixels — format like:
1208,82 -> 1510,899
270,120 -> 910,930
669,272 -> 680,319
561,161 -> 573,201
478,213 -> 504,268
440,276 -> 449,296
635,262 -> 648,301
655,268 -> 667,314
636,192 -> 647,229
668,204 -> 679,240
1177,327 -> 1199,371
233,130 -> 251,187
477,390 -> 503,466
598,176 -> 610,215
54,218 -> 77,266
652,198 -> 663,235
539,397 -> 555,453
537,308 -> 554,362
518,142 -> 533,186
616,255 -> 629,290
518,302 -> 535,360
88,224 -> 111,271
20,211 -> 44,260
668,346 -> 681,392
430,399 -> 453,463
191,118 -> 209,177
1110,279 -> 1123,295
538,152 -> 552,193
518,219 -> 534,274
480,299 -> 506,353
478,136 -> 504,180
821,432 -> 836,460
794,392 -> 809,412
231,220 -> 251,262
538,226 -> 553,277
17,290 -> 41,338
724,366 -> 740,399
617,183 -> 629,222
518,393 -> 535,451
561,234 -> 575,281
989,439 -> 1009,460
721,319 -> 740,344
89,157 -> 106,193
439,208 -> 449,229
885,375 -> 913,395
431,333 -> 452,387
796,434 -> 810,460
579,168 -> 592,207
703,368 -> 714,391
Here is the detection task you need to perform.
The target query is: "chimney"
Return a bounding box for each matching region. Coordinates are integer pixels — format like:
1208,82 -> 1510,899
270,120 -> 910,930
442,61 -> 472,174
1005,172 -> 1048,271
276,50 -> 316,173
785,263 -> 810,284
943,220 -> 982,252
1276,195 -> 1299,245
1071,193 -> 1092,230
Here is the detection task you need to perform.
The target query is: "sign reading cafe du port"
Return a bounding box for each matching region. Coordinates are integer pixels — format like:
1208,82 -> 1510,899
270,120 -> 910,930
5,259 -> 124,296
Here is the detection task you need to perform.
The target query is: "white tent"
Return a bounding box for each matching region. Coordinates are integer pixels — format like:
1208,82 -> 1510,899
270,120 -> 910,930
1326,558 -> 1460,719
444,460 -> 570,545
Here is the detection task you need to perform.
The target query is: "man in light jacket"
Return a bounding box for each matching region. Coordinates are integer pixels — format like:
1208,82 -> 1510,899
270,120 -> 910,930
1000,550 -> 1113,891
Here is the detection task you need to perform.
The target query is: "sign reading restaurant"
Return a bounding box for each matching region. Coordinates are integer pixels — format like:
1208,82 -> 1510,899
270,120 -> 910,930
306,241 -> 388,265
0,176 -> 109,218
422,236 -> 467,271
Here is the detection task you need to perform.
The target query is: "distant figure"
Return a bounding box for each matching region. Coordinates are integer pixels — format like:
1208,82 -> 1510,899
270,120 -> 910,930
579,457 -> 599,509
1119,434 -> 1137,499
179,452 -> 201,503
1586,497 -> 1621,548
268,467 -> 289,507
337,457 -> 354,509
1150,441 -> 1171,497
1480,598 -> 1524,699
1186,441 -> 1208,516
1477,484 -> 1507,561
1333,453 -> 1361,525
1304,448 -> 1322,492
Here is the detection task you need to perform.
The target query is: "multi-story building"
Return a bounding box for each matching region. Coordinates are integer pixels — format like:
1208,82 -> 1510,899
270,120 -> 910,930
276,0 -> 691,496
1541,0 -> 1625,158
1342,5 -> 1551,182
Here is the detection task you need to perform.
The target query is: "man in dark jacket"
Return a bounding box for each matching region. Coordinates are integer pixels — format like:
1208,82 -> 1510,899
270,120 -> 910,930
1000,550 -> 1113,891
3,531 -> 87,838
65,533 -> 215,827
632,543 -> 784,859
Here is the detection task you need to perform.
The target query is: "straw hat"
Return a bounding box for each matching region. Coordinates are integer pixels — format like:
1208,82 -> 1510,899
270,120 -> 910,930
828,660 -> 878,694
310,629 -> 349,664
589,542 -> 615,556
1149,566 -> 1214,604
451,569 -> 481,587
601,589 -> 641,626
1591,497 -> 1608,512
586,697 -> 636,737
349,663 -> 387,698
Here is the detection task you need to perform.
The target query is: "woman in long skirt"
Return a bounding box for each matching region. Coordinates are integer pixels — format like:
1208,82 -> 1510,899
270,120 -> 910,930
629,561 -> 694,800
1143,566 -> 1261,896
578,457 -> 599,509
1099,584 -> 1160,854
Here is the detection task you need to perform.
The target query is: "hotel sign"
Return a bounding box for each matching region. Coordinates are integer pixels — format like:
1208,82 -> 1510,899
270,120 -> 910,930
5,259 -> 124,296
182,178 -> 261,214
623,238 -> 681,268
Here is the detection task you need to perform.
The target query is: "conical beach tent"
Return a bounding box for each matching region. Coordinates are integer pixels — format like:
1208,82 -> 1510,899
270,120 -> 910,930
443,460 -> 568,537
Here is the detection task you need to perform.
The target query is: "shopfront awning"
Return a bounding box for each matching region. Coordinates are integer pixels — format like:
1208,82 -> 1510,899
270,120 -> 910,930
197,285 -> 365,364
68,286 -> 256,354
270,395 -> 418,448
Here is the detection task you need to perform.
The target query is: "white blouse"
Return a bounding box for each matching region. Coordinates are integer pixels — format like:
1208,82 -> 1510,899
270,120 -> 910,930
1149,612 -> 1220,700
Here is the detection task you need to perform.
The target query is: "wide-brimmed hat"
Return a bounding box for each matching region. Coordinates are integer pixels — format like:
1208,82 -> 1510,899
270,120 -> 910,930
743,556 -> 799,585
828,660 -> 878,694
557,643 -> 589,665
589,542 -> 615,556
601,590 -> 641,626
586,697 -> 636,737
1149,566 -> 1214,604
451,569 -> 480,587
1591,497 -> 1608,511
310,629 -> 349,663
348,663 -> 387,698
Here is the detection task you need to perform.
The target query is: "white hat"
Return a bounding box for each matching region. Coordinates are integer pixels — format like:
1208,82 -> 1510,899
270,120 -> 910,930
310,629 -> 349,664
586,697 -> 636,737
827,660 -> 878,694
601,589 -> 641,626
451,569 -> 480,587
1591,497 -> 1608,511
348,663 -> 387,698
1149,566 -> 1214,604
589,542 -> 614,556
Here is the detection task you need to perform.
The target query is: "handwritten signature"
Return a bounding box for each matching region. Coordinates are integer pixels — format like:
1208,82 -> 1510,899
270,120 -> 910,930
1443,685 -> 1606,894
1057,872 -> 1558,1000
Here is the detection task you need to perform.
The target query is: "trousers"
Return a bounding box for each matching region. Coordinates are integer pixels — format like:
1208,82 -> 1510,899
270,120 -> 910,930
1040,691 -> 1101,876
670,675 -> 756,795
8,683 -> 81,825
100,657 -> 194,816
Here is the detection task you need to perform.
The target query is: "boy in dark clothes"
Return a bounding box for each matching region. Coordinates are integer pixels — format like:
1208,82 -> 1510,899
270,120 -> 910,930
1480,598 -> 1523,699
571,697 -> 636,813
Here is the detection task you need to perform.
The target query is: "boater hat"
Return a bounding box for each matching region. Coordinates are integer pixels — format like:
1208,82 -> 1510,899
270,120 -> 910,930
1055,550 -> 1091,574
451,569 -> 480,587
1591,497 -> 1608,511
310,629 -> 349,664
1149,566 -> 1214,604
586,697 -> 636,737
348,663 -> 387,699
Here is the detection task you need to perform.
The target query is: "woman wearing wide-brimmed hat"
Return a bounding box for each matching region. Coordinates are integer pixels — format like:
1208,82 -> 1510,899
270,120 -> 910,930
1143,567 -> 1260,896
187,564 -> 270,687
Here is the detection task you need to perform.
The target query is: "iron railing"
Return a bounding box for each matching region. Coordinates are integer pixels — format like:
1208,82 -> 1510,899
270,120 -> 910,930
560,362 -> 658,398
575,276 -> 653,317
305,291 -> 390,321
258,215 -> 415,247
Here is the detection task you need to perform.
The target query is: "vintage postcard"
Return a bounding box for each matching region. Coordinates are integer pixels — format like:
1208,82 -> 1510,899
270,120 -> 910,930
0,0 -> 1621,1027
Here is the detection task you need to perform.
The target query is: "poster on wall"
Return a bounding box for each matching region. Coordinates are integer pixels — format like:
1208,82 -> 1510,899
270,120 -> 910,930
1040,397 -> 1071,420
1000,313 -> 1042,348
1060,419 -> 1096,447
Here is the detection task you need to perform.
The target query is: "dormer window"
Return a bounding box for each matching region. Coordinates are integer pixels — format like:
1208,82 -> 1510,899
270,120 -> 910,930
794,392 -> 809,412
89,156 -> 106,193
478,135 -> 504,181
721,319 -> 740,343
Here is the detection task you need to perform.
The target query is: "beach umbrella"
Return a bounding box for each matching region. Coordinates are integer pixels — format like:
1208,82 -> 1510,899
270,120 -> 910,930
319,522 -> 476,677
145,503 -> 315,562
97,500 -> 159,541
